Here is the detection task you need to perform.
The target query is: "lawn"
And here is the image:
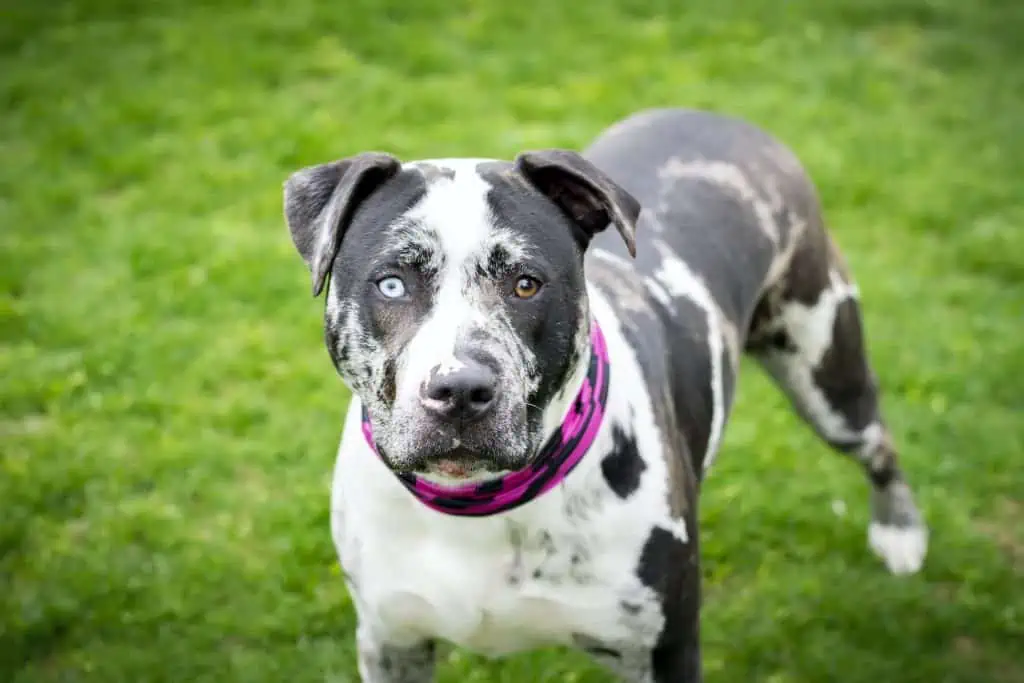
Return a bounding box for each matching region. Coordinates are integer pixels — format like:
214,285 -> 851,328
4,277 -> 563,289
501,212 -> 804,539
1,0 -> 1022,681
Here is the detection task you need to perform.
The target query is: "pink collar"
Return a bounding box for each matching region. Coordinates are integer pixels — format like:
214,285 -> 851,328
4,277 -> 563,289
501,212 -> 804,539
360,321 -> 611,517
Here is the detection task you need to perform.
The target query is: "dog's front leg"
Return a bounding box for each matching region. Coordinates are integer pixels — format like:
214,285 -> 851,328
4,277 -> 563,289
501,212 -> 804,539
356,625 -> 436,683
576,574 -> 702,683
581,640 -> 701,683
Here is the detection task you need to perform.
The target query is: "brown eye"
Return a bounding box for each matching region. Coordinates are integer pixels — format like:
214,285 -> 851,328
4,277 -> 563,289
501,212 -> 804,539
513,276 -> 542,299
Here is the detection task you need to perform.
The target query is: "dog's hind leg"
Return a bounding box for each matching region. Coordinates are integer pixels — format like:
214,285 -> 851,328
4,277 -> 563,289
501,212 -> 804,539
745,226 -> 927,575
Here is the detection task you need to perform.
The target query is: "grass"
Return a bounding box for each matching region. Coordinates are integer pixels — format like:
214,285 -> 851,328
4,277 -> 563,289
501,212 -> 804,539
1,0 -> 1022,681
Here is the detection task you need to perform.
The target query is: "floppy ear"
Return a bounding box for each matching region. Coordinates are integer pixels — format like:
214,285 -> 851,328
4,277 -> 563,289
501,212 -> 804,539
284,151 -> 402,296
515,149 -> 641,258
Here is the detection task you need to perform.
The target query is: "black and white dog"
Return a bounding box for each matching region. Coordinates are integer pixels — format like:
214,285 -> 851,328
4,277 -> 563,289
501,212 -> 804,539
282,108 -> 928,682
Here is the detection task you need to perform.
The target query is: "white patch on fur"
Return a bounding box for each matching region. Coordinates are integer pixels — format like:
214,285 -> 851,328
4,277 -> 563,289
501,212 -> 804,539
394,161 -> 498,408
330,287 -> 688,658
857,422 -> 884,458
754,277 -> 862,444
326,296 -> 392,406
762,212 -> 807,291
645,241 -> 727,469
641,275 -> 673,310
868,522 -> 928,575
759,168 -> 786,216
665,517 -> 689,544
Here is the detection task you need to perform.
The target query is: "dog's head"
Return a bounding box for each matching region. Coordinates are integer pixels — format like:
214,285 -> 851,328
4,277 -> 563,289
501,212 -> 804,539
283,150 -> 639,483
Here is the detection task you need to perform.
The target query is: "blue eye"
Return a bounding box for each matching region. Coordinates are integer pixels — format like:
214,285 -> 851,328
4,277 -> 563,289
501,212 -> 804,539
377,276 -> 406,299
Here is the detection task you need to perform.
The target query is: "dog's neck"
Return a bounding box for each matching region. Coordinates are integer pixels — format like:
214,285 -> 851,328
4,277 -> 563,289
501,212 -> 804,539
359,320 -> 610,517
539,312 -> 596,442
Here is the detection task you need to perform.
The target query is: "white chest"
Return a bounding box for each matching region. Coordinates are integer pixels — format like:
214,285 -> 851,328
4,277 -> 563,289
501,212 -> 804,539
333,444 -> 666,656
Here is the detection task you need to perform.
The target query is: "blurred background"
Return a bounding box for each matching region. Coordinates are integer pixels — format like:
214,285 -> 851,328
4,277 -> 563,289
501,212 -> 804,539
1,1 -> 1021,681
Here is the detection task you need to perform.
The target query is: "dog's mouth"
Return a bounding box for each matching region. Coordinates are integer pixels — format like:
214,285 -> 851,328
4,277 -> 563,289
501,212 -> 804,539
368,402 -> 539,483
412,446 -> 513,486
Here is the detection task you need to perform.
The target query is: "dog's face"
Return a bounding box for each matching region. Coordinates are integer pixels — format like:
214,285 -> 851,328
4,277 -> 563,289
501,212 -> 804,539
284,150 -> 639,483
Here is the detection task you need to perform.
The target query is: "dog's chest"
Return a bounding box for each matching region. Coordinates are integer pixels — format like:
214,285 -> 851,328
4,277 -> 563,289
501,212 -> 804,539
335,444 -> 668,656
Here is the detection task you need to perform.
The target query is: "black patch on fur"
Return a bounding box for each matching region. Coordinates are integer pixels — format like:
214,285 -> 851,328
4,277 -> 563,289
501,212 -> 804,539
328,171 -> 430,272
573,633 -> 623,661
745,298 -> 800,354
636,526 -> 685,595
868,458 -> 897,489
636,524 -> 701,683
812,298 -> 878,432
620,600 -> 643,615
324,315 -> 347,374
514,149 -> 641,257
390,222 -> 443,279
380,358 -> 397,405
719,341 -> 736,418
285,152 -> 404,295
660,178 -> 775,323
782,229 -> 831,307
630,294 -> 716,472
601,425 -> 646,498
476,161 -> 591,429
767,329 -> 798,352
321,168 -> 431,386
476,243 -> 514,280
745,295 -> 779,350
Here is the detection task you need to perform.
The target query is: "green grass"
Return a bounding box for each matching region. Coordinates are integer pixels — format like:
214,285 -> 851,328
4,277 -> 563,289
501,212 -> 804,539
2,0 -> 1022,681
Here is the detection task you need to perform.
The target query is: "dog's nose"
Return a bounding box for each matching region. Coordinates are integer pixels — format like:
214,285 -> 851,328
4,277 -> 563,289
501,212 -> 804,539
421,361 -> 498,423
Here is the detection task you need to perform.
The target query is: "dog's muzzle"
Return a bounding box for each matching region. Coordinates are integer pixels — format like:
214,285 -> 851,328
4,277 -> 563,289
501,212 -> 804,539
361,321 -> 610,516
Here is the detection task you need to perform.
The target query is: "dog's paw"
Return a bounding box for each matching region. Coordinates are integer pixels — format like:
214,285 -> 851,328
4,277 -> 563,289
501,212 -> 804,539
868,522 -> 928,575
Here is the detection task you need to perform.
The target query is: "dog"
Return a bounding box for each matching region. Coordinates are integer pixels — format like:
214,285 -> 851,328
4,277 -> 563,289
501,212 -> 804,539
282,108 -> 928,682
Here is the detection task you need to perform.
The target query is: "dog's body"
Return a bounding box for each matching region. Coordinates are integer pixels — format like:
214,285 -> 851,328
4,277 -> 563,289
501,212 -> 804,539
284,108 -> 928,682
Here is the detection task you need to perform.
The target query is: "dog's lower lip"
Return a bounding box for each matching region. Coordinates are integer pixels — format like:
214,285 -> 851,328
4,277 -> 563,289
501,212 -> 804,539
414,447 -> 500,481
435,458 -> 471,478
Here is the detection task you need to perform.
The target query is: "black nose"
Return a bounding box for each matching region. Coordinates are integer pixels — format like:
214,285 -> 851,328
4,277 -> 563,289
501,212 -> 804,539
421,361 -> 498,423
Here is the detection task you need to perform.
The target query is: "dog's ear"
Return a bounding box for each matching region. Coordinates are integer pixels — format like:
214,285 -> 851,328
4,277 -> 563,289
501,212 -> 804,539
284,152 -> 402,296
515,149 -> 641,258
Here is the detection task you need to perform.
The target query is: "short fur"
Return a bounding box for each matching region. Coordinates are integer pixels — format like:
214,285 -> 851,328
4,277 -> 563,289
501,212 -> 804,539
283,107 -> 928,682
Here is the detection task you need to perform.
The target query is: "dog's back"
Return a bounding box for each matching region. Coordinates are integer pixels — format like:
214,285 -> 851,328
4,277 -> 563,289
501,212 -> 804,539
584,107 -> 823,324
580,108 -> 810,472
580,108 -> 877,477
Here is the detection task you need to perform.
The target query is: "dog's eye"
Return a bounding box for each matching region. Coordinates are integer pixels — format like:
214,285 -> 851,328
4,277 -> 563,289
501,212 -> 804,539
513,276 -> 542,300
377,276 -> 407,299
